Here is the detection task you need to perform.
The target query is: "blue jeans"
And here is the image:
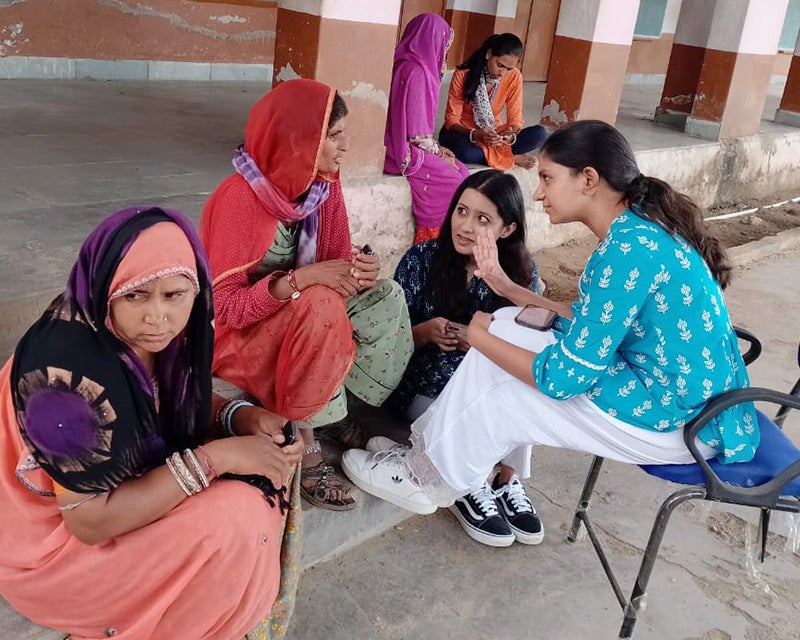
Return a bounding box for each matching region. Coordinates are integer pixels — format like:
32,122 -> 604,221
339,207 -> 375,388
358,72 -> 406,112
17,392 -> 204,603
439,124 -> 547,165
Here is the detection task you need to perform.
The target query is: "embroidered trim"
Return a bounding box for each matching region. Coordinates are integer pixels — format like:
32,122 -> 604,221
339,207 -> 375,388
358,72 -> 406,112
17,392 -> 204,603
559,341 -> 607,372
109,267 -> 200,300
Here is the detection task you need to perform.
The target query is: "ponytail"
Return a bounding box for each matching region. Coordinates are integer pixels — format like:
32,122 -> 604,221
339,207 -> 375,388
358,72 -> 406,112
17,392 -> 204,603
541,120 -> 732,289
625,176 -> 732,289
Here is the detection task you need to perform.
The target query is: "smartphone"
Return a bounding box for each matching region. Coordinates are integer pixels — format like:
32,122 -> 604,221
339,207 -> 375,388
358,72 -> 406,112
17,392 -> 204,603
514,305 -> 557,331
279,421 -> 296,447
360,244 -> 374,256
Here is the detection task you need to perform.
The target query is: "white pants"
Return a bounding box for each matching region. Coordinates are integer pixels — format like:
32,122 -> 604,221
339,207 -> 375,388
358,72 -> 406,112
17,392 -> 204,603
409,307 -> 715,503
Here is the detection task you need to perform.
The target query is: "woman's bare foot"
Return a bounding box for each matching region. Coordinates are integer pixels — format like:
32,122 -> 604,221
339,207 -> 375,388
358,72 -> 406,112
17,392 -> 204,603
514,153 -> 538,170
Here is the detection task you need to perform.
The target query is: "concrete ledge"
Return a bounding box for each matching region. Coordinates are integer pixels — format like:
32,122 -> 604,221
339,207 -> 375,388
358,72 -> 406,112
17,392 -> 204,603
728,225 -> 800,267
0,56 -> 273,83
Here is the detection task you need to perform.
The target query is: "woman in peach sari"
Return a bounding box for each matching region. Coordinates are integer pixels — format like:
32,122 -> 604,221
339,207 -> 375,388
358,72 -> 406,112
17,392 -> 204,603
0,206 -> 303,640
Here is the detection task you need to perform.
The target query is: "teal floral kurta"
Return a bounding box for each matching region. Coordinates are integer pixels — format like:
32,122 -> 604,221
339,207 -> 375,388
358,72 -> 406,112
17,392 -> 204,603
533,209 -> 759,464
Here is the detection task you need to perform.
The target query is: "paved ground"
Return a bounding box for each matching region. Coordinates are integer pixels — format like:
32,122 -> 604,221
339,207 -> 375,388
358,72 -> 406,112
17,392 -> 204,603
285,248 -> 800,640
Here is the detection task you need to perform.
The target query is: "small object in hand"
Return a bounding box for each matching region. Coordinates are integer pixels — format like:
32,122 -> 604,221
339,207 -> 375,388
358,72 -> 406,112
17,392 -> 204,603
280,421 -> 296,448
514,305 -> 556,331
360,244 -> 374,256
446,321 -> 468,340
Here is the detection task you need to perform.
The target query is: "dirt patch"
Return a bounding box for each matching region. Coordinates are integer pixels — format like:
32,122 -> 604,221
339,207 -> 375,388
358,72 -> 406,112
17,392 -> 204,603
536,198 -> 800,302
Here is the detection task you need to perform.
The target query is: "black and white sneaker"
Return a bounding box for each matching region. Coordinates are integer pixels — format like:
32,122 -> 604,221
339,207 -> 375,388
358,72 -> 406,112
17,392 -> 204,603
449,482 -> 515,547
493,474 -> 544,545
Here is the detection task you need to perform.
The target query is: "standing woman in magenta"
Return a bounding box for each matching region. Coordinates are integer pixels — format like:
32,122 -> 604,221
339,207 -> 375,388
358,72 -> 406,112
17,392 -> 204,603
440,33 -> 546,170
384,13 -> 470,244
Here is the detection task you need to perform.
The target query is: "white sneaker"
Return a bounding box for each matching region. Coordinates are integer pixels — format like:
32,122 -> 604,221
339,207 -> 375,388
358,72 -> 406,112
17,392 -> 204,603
365,435 -> 408,453
341,449 -> 437,515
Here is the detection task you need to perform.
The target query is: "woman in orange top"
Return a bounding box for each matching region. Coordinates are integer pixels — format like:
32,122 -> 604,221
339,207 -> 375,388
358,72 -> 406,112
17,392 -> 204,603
440,33 -> 546,170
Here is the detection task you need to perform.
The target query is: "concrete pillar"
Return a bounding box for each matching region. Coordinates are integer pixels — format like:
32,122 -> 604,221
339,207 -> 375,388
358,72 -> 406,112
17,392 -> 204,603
776,29 -> 800,127
540,0 -> 640,127
273,0 -> 402,175
444,0 -> 518,67
655,0 -> 789,140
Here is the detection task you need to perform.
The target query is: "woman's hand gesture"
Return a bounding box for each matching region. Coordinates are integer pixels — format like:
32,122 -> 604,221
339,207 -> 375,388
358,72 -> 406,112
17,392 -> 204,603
416,317 -> 459,352
232,405 -> 291,444
473,227 -> 513,296
211,435 -> 304,489
475,127 -> 502,147
350,246 -> 380,290
296,260 -> 360,298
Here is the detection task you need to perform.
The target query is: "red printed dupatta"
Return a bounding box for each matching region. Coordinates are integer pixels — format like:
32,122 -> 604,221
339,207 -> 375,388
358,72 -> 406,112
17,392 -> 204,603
201,79 -> 352,293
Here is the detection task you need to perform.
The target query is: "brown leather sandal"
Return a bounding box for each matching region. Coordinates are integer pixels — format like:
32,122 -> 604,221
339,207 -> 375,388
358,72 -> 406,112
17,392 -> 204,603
300,462 -> 356,511
317,416 -> 370,450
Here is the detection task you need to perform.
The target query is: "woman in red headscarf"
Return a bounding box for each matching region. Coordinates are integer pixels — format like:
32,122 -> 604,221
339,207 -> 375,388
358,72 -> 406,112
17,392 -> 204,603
201,79 -> 413,511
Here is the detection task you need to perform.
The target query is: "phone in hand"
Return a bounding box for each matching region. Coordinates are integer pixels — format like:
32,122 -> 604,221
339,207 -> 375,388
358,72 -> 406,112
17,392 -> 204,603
279,421 -> 296,448
514,305 -> 557,331
445,321 -> 468,341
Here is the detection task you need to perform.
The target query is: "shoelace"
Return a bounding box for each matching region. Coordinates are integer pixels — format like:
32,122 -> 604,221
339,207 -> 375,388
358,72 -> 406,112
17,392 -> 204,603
497,479 -> 534,514
370,450 -> 423,485
469,483 -> 500,517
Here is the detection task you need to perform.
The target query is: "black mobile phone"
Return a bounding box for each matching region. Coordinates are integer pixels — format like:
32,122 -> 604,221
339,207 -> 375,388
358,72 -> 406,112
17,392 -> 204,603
280,421 -> 296,447
360,244 -> 374,256
514,305 -> 557,331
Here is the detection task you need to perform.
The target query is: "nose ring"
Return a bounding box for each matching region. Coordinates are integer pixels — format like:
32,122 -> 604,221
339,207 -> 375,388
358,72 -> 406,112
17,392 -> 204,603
162,315 -> 167,322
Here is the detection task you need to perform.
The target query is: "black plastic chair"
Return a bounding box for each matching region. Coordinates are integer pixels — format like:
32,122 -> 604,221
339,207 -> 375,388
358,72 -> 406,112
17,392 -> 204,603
774,340 -> 800,428
566,329 -> 800,639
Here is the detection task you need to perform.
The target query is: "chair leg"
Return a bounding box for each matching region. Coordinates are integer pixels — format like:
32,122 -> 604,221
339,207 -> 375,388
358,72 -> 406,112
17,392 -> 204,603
774,377 -> 800,427
759,508 -> 771,562
567,456 -> 605,543
618,487 -> 705,639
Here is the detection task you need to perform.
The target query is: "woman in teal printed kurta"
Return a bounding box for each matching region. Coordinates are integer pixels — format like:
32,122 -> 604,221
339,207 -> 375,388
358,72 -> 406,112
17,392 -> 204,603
342,120 -> 759,518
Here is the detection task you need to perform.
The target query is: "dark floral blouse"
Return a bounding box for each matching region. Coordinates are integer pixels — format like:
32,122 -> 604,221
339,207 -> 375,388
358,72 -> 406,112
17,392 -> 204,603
385,239 -> 540,416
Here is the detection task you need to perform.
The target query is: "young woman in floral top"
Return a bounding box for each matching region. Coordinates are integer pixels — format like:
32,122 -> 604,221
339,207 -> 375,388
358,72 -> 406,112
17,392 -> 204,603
344,121 -> 758,540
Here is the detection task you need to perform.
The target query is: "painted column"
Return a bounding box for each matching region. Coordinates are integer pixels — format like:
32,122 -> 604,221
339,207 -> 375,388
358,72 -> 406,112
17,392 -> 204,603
541,0 -> 640,127
273,0 -> 402,175
444,0 -> 518,67
776,29 -> 800,127
655,0 -> 789,140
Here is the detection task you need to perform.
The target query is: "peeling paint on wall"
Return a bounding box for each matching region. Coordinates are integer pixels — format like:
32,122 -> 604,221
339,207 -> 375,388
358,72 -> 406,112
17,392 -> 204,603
97,0 -> 274,41
275,62 -> 301,82
341,81 -> 388,110
210,14 -> 247,25
0,22 -> 24,55
662,93 -> 694,106
541,99 -> 568,125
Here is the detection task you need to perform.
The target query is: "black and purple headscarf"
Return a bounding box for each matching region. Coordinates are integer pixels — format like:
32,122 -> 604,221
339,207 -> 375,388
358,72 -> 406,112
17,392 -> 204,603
11,207 -> 214,494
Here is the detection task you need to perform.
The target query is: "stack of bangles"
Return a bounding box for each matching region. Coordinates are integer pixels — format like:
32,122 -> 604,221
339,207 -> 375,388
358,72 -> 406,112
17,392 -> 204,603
216,398 -> 255,437
165,447 -> 219,497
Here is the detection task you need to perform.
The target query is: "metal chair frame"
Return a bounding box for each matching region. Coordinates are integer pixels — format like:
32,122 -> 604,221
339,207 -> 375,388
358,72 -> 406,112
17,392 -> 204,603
566,330 -> 800,639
